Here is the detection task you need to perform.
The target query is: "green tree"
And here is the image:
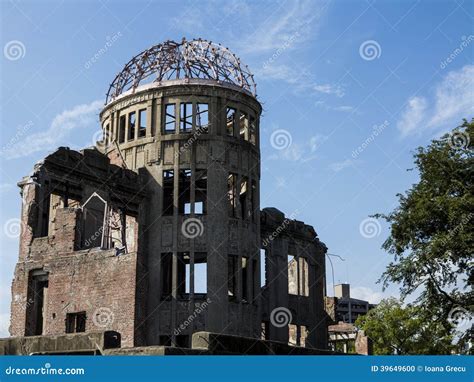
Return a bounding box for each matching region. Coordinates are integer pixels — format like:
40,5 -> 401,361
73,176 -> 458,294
356,298 -> 455,355
375,119 -> 473,332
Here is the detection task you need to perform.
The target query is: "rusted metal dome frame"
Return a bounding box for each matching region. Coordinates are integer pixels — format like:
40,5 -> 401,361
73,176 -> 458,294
106,38 -> 256,104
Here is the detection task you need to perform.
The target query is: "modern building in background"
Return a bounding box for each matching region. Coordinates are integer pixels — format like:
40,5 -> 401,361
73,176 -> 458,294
3,39 -> 330,355
325,283 -> 375,324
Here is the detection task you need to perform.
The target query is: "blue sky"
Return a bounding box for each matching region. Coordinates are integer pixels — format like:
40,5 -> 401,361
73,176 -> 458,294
0,0 -> 473,336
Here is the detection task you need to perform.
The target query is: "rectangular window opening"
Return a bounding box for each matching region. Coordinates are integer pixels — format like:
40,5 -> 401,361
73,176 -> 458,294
194,252 -> 207,295
260,249 -> 266,287
177,252 -> 191,298
66,312 -> 86,334
196,103 -> 209,132
165,104 -> 176,134
178,169 -> 192,214
180,103 -> 193,132
240,177 -> 248,219
138,109 -> 146,138
128,111 -> 136,141
119,115 -> 126,143
160,253 -> 172,300
239,112 -> 249,141
242,256 -> 249,302
228,255 -> 238,300
162,170 -> 174,216
226,107 -> 236,136
227,173 -> 237,217
249,116 -> 256,145
195,170 -> 207,215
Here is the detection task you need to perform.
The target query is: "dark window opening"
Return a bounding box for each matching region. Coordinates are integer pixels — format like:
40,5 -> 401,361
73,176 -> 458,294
119,115 -> 126,143
173,335 -> 190,348
242,256 -> 249,302
161,253 -> 172,300
165,104 -> 176,133
66,312 -> 86,333
162,170 -> 174,216
180,103 -> 193,132
81,194 -> 106,249
177,252 -> 191,298
252,258 -> 258,302
240,177 -> 248,219
128,111 -> 136,141
159,335 -> 172,346
228,255 -> 238,301
227,173 -> 237,217
196,103 -> 209,132
38,189 -> 50,237
178,169 -> 192,214
25,270 -> 49,336
226,107 -> 236,136
195,170 -> 207,215
239,112 -> 249,141
250,180 -> 257,222
138,109 -> 147,138
105,123 -> 110,145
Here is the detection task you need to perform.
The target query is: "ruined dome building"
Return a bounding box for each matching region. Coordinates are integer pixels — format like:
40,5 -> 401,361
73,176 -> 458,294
5,39 -> 329,355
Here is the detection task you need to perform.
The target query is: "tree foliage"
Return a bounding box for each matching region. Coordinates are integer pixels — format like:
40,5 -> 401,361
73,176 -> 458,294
375,119 -> 473,330
356,298 -> 455,355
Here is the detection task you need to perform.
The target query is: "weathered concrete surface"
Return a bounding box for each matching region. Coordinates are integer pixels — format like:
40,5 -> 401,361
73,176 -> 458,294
0,331 -> 120,355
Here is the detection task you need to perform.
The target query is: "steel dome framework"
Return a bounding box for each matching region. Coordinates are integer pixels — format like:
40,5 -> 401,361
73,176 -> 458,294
106,38 -> 256,104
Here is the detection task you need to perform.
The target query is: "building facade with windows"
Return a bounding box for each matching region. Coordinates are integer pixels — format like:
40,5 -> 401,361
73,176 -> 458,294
6,39 -> 329,353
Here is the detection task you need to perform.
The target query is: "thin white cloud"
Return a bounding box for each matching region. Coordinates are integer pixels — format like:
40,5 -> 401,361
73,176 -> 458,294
350,286 -> 388,304
240,0 -> 329,54
397,96 -> 428,137
313,83 -> 345,98
329,159 -> 356,172
429,65 -> 474,128
397,65 -> 474,137
0,313 -> 9,337
315,101 -> 358,113
3,100 -> 103,159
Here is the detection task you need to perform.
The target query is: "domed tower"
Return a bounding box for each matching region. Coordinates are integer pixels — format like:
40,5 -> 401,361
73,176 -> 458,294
99,39 -> 262,346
